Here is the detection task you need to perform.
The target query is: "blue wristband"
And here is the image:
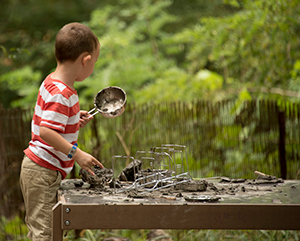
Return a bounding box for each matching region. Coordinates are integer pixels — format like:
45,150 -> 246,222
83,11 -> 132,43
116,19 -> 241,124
68,143 -> 78,158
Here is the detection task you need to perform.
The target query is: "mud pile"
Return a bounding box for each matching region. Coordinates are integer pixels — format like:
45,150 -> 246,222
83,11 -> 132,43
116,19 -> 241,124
73,161 -> 292,204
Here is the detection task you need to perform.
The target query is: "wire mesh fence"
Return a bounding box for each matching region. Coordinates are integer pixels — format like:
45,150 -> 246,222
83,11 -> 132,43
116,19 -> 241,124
78,100 -> 300,180
1,99 -> 300,222
0,108 -> 32,220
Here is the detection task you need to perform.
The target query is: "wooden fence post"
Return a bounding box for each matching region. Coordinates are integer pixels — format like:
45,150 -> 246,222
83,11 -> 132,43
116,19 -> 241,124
278,110 -> 287,179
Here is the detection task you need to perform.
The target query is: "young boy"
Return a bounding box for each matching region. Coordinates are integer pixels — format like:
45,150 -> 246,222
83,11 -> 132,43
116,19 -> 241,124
20,22 -> 103,241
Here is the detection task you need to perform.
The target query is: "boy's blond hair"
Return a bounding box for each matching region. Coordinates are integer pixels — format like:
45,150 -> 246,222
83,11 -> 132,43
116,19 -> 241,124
55,22 -> 99,63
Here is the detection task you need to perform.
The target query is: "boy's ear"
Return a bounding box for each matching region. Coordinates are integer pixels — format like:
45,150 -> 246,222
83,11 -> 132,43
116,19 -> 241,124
82,54 -> 92,66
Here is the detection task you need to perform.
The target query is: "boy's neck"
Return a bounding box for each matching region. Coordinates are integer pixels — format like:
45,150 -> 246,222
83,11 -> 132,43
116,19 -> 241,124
52,62 -> 78,90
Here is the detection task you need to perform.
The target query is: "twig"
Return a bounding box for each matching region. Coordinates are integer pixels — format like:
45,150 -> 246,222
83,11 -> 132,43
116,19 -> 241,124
115,131 -> 130,157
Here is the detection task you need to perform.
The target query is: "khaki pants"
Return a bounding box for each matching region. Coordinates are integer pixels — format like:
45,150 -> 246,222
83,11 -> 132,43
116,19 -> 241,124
20,155 -> 61,241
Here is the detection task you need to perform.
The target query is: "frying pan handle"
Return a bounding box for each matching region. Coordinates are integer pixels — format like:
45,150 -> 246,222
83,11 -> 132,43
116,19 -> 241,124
88,107 -> 99,118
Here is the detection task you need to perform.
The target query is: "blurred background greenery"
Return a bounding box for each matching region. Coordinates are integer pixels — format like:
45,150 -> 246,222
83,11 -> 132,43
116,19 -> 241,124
1,0 -> 300,240
1,0 -> 300,109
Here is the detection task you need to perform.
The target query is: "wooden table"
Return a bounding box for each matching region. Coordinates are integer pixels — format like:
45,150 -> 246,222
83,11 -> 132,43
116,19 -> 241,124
52,178 -> 300,241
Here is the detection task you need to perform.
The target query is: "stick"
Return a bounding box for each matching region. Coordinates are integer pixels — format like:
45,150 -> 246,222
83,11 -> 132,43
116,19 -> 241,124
254,171 -> 269,177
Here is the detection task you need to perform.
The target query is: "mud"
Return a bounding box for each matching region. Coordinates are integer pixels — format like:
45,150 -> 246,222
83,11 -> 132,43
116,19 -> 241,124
79,166 -> 113,188
61,175 -> 299,205
94,87 -> 126,116
80,160 -> 175,189
118,159 -> 142,181
98,99 -> 124,114
68,161 -> 299,205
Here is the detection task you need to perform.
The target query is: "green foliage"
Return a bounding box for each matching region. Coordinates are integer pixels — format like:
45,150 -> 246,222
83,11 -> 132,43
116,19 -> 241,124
2,0 -> 300,108
77,0 -> 180,105
0,66 -> 41,108
0,216 -> 29,241
52,229 -> 300,241
0,0 -> 241,108
0,45 -> 30,60
1,216 -> 300,241
134,67 -> 190,104
191,70 -> 224,98
133,67 -> 224,104
288,60 -> 300,97
184,0 -> 300,96
0,0 -> 103,108
170,230 -> 300,241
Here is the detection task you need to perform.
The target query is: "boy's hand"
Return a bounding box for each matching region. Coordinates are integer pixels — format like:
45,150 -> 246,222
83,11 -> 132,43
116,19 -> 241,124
73,148 -> 104,176
80,110 -> 93,128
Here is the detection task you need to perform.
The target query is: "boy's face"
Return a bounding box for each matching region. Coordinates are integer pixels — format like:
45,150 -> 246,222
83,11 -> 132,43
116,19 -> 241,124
78,44 -> 100,81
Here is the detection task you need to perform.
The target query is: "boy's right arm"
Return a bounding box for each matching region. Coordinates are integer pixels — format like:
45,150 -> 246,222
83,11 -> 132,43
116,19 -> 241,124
39,126 -> 103,175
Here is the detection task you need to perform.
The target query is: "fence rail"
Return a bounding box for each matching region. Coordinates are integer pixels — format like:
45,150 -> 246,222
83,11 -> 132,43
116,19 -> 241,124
1,100 -> 300,218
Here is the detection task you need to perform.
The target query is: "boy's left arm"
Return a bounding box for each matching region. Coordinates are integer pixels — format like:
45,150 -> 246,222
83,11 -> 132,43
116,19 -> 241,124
79,110 -> 93,128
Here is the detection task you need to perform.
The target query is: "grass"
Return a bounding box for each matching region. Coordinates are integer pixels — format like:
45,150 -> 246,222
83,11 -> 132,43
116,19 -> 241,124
1,216 -> 300,241
64,229 -> 300,241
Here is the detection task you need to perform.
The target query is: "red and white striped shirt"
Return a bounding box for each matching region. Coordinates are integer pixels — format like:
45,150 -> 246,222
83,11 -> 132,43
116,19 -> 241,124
24,73 -> 80,179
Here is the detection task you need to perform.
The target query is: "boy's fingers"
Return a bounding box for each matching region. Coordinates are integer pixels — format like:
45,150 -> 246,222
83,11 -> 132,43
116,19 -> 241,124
87,168 -> 95,176
95,162 -> 103,169
93,159 -> 103,169
94,162 -> 104,168
80,110 -> 88,116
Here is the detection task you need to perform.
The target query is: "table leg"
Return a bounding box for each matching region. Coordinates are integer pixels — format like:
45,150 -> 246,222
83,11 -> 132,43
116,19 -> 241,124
52,201 -> 63,241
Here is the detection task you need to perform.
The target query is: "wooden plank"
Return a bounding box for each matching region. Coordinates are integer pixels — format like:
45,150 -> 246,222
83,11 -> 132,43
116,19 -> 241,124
60,203 -> 300,230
